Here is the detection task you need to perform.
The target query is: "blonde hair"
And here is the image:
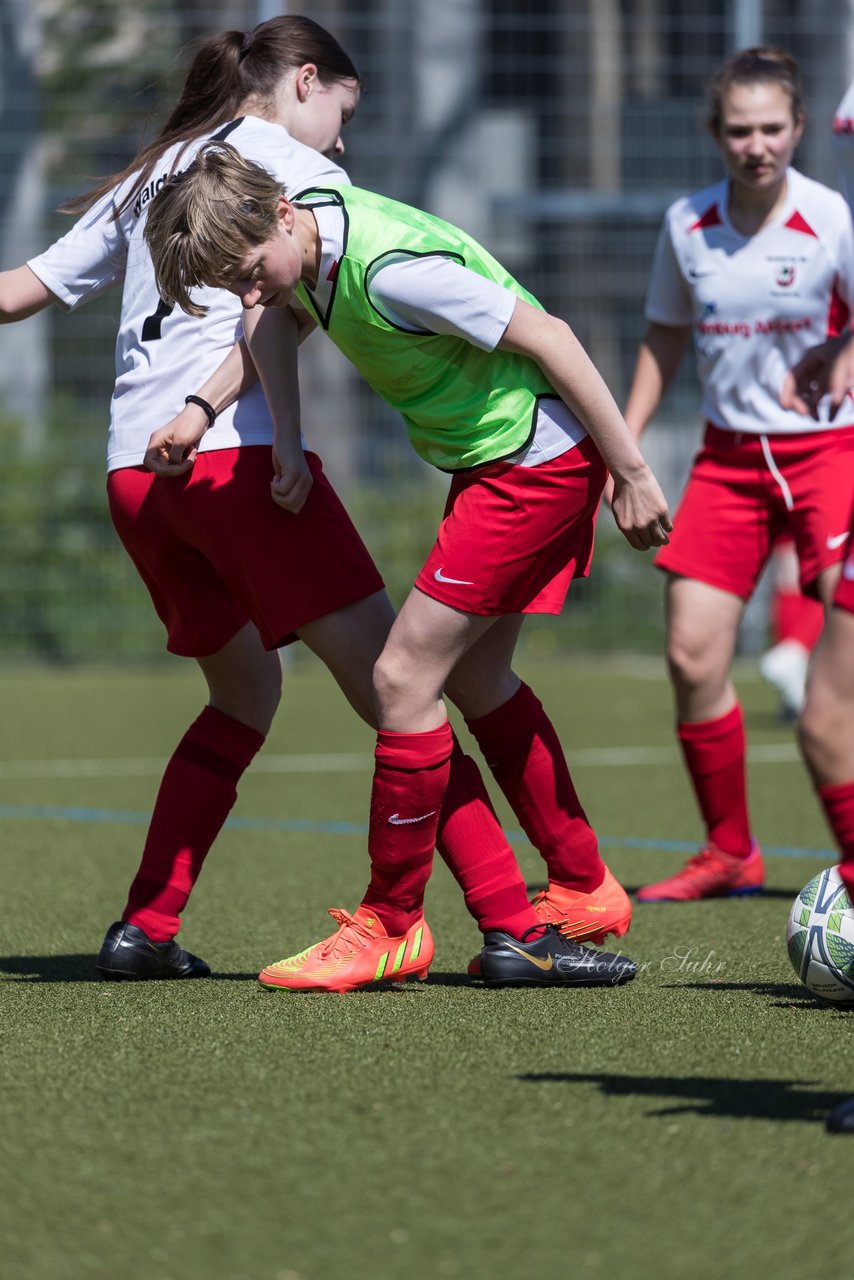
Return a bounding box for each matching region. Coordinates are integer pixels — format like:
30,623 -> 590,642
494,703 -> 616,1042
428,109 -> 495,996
144,141 -> 284,317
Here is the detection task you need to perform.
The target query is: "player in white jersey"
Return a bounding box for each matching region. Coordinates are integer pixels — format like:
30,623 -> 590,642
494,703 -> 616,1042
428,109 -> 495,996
0,17 -> 398,978
0,17 -> 641,984
611,48 -> 854,904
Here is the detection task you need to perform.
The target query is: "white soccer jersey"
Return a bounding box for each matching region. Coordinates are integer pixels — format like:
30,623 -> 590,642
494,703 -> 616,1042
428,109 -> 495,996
645,167 -> 854,434
832,79 -> 854,212
28,116 -> 348,470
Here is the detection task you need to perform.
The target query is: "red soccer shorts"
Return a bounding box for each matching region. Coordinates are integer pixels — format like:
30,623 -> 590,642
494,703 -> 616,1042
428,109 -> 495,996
656,423 -> 854,598
107,447 -> 384,656
415,434 -> 606,615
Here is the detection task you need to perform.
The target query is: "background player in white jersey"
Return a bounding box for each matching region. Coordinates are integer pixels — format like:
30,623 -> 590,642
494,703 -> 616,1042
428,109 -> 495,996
611,47 -> 854,904
0,16 -> 639,984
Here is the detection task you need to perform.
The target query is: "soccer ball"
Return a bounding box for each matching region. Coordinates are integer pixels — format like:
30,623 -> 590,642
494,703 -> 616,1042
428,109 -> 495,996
786,866 -> 854,1005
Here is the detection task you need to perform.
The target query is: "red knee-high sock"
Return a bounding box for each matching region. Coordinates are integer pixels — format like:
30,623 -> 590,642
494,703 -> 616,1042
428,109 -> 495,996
678,704 -> 752,857
362,722 -> 453,935
123,706 -> 265,941
773,589 -> 823,652
817,780 -> 854,900
466,683 -> 605,893
436,739 -> 540,937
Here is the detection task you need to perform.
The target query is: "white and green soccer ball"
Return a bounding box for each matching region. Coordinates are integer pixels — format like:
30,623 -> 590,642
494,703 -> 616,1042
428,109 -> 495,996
786,866 -> 854,1005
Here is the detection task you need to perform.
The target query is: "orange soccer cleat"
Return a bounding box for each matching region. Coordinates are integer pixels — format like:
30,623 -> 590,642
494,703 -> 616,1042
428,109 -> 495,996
636,841 -> 764,903
258,905 -> 433,993
530,865 -> 633,945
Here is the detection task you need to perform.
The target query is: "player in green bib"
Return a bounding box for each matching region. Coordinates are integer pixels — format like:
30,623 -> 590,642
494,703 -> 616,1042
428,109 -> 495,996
145,141 -> 671,992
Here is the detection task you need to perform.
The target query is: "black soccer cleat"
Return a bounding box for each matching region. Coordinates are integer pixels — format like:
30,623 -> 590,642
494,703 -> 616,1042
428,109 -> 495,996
826,1097 -> 854,1134
96,920 -> 211,981
477,924 -> 638,988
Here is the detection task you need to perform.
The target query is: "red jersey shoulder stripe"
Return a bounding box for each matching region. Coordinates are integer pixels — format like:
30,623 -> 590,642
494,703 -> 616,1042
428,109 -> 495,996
689,203 -> 722,232
784,210 -> 818,238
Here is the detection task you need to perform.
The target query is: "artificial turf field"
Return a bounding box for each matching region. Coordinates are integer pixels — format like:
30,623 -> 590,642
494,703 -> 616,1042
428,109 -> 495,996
1,655 -> 852,1280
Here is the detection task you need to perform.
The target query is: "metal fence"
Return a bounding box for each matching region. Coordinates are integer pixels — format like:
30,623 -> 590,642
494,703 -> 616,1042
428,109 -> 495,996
1,0 -> 852,661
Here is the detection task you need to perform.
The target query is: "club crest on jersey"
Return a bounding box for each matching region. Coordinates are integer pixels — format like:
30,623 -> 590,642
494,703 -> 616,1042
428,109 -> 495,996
775,265 -> 796,288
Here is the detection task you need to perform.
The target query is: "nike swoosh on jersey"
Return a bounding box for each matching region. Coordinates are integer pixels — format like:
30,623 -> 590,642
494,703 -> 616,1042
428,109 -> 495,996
505,943 -> 554,972
388,810 -> 438,826
827,532 -> 850,550
434,568 -> 475,585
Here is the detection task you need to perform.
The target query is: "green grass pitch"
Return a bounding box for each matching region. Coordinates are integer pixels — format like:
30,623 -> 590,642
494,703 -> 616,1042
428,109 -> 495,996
1,656 -> 853,1279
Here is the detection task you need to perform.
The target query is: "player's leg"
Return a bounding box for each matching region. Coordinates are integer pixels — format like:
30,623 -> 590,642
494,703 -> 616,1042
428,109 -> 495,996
295,588 -> 394,726
759,537 -> 823,719
445,616 -> 632,945
798,589 -> 854,1140
297,588 -> 542,941
98,622 -> 280,980
637,574 -> 763,902
798,604 -> 854,904
260,588 -> 637,991
259,588 -> 485,991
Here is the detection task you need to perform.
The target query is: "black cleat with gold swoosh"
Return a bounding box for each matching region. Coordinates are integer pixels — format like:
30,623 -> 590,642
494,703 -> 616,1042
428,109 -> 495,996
96,921 -> 211,981
477,924 -> 637,988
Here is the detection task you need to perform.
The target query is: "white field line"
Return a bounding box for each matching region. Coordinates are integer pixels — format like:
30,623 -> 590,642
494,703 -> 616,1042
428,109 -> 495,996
0,742 -> 800,780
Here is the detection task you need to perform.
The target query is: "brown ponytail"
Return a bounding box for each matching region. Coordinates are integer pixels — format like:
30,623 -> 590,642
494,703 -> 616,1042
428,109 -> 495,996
64,15 -> 359,217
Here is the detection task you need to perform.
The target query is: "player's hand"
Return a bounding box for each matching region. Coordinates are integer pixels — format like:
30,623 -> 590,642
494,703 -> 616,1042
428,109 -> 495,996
781,333 -> 854,421
271,439 -> 313,514
144,404 -> 209,475
611,465 -> 672,550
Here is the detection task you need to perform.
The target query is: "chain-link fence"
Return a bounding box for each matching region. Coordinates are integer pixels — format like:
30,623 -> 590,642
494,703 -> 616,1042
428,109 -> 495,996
1,0 -> 852,661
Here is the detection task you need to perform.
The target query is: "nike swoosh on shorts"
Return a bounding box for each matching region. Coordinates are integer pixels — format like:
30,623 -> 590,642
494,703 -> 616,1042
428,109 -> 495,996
434,568 -> 475,585
827,532 -> 850,550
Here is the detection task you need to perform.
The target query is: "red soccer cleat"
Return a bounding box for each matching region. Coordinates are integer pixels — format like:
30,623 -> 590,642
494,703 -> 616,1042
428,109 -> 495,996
636,842 -> 764,903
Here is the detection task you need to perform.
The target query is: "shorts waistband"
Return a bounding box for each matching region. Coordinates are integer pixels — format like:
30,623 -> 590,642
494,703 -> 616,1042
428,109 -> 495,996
703,421 -> 854,450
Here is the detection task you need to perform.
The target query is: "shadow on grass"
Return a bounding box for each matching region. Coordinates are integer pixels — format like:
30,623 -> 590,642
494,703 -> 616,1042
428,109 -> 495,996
517,1070 -> 849,1122
0,955 -> 477,988
0,955 -> 261,983
662,981 -> 854,1011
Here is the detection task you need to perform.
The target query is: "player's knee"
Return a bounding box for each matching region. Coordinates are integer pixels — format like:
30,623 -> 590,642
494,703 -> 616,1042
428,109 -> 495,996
373,644 -> 437,718
372,647 -> 410,708
666,629 -> 719,692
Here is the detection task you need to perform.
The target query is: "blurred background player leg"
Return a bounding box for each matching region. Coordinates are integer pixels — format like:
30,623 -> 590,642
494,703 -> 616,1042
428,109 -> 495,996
759,534 -> 823,720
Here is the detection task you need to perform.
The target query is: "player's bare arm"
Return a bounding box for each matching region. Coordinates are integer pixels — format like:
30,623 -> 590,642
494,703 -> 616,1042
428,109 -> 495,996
244,303 -> 312,514
499,298 -> 672,549
144,338 -> 259,476
0,266 -> 59,322
623,322 -> 691,439
602,320 -> 691,505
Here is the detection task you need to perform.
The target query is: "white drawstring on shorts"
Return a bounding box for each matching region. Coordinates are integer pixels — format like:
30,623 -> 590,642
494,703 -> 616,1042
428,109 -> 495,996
759,434 -> 794,511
